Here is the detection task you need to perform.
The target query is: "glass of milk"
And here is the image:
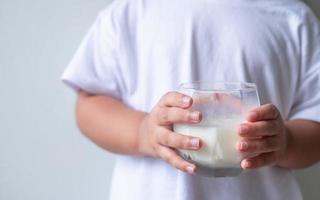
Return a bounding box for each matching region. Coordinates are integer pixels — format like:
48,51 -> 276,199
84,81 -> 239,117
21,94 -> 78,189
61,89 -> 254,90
174,82 -> 260,177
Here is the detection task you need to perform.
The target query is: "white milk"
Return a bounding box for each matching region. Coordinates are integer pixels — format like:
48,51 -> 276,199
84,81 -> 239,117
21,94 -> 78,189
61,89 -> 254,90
174,119 -> 242,168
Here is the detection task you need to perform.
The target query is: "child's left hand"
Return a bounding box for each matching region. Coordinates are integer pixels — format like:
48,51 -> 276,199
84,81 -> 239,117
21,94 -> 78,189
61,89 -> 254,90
237,104 -> 288,169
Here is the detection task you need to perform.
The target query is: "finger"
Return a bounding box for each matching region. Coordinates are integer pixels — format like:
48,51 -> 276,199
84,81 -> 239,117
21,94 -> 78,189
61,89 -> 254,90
241,152 -> 277,169
215,93 -> 243,112
157,145 -> 196,173
238,121 -> 279,138
247,104 -> 280,122
159,91 -> 193,108
157,107 -> 202,125
237,136 -> 280,154
156,128 -> 201,150
193,93 -> 243,112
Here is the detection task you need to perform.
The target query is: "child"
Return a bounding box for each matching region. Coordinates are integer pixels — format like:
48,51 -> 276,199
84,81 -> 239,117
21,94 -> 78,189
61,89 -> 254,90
62,0 -> 320,199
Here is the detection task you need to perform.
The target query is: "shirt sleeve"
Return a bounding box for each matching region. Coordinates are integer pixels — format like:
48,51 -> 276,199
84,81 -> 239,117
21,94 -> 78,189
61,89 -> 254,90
288,11 -> 320,123
61,7 -> 122,99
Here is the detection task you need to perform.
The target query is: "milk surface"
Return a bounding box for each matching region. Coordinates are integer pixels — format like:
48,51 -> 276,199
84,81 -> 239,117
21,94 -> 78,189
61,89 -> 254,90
174,119 -> 242,168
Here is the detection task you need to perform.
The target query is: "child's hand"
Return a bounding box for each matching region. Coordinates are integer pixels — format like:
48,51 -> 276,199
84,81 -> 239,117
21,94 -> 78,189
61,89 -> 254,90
237,104 -> 288,169
138,92 -> 202,174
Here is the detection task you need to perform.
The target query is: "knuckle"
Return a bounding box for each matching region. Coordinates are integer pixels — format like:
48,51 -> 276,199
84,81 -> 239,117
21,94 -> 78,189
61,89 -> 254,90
270,137 -> 279,150
250,124 -> 257,133
251,141 -> 258,151
161,131 -> 170,146
167,91 -> 179,100
275,137 -> 282,150
175,108 -> 187,119
176,165 -> 183,171
156,145 -> 163,154
171,108 -> 181,118
270,138 -> 278,149
263,140 -> 272,150
159,149 -> 169,162
159,96 -> 167,106
155,135 -> 162,146
171,159 -> 181,169
277,122 -> 285,134
156,129 -> 167,144
268,104 -> 279,118
176,135 -> 188,149
252,141 -> 260,151
175,163 -> 183,171
261,153 -> 275,167
182,136 -> 191,148
166,91 -> 177,97
262,120 -> 270,128
149,108 -> 158,122
177,163 -> 186,172
154,145 -> 161,154
271,154 -> 277,164
262,122 -> 271,135
163,91 -> 173,99
260,156 -> 267,166
167,132 -> 177,147
173,133 -> 187,148
158,108 -> 170,123
183,110 -> 191,122
265,103 -> 273,109
173,159 -> 185,171
255,155 -> 267,167
154,126 -> 162,137
167,155 -> 175,165
268,122 -> 279,136
160,92 -> 175,105
163,155 -> 170,163
269,121 -> 277,132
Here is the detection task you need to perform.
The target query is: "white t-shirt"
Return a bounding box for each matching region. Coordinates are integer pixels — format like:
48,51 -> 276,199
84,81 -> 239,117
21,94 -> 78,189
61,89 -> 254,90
62,0 -> 320,199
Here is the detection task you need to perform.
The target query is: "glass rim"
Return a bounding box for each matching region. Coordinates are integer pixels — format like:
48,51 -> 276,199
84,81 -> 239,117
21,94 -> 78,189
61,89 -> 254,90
179,81 -> 258,92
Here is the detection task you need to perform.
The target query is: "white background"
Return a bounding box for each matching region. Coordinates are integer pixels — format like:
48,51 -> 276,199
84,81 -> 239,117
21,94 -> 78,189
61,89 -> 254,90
0,0 -> 319,199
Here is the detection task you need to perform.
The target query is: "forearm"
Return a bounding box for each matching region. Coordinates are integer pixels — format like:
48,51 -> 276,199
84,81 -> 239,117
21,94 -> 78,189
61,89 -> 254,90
277,119 -> 320,169
76,91 -> 146,155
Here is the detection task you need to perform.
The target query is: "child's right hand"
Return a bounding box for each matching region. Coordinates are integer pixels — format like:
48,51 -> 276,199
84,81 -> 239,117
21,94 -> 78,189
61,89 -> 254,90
138,92 -> 202,174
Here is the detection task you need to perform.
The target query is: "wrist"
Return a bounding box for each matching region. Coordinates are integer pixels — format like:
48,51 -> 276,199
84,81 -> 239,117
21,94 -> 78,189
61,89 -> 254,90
137,114 -> 157,157
276,124 -> 294,168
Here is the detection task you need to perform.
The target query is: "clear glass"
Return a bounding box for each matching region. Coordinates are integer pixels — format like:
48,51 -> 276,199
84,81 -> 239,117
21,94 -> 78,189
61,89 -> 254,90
173,82 -> 260,177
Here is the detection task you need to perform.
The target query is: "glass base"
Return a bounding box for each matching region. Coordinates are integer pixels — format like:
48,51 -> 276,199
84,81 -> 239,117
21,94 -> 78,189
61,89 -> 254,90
177,150 -> 242,177
195,165 -> 242,177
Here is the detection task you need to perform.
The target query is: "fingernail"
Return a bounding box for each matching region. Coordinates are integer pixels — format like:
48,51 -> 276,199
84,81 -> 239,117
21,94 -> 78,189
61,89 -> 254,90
186,166 -> 195,174
238,142 -> 248,151
189,111 -> 200,121
239,124 -> 249,135
181,96 -> 191,106
242,160 -> 252,169
249,111 -> 258,121
189,138 -> 200,148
